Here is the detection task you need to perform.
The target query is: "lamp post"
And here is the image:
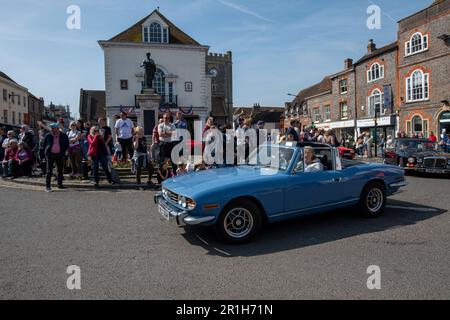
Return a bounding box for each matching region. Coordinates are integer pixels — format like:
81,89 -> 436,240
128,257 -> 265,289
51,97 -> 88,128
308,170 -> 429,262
374,108 -> 378,158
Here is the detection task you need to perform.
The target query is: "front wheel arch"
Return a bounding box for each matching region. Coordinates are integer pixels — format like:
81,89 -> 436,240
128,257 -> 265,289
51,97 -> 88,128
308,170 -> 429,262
222,196 -> 269,225
215,197 -> 264,243
358,180 -> 387,218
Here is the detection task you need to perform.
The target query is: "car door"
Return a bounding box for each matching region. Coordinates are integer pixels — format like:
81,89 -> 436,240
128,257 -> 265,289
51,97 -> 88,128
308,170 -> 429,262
284,152 -> 352,216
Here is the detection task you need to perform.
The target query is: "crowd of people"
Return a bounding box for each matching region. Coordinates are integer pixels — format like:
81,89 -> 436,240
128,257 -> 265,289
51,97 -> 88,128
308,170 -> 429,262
0,117 -> 120,191
2,113 -> 450,191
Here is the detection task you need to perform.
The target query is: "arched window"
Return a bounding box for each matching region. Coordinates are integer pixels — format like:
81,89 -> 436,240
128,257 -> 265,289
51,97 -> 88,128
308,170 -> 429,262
405,32 -> 429,56
143,22 -> 169,43
153,68 -> 165,96
367,63 -> 384,82
149,22 -> 162,43
412,115 -> 423,134
368,89 -> 384,117
406,69 -> 429,102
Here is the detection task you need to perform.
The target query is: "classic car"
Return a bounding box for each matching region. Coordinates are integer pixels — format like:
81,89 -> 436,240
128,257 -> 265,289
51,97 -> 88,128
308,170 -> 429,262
154,142 -> 406,243
337,146 -> 356,159
383,138 -> 450,176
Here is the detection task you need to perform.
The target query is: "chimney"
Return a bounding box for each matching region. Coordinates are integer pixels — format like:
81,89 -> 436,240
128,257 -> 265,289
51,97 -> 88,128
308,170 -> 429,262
367,39 -> 377,53
344,58 -> 353,69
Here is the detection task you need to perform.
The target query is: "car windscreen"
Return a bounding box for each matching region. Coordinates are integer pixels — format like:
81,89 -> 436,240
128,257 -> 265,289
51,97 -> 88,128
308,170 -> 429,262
397,140 -> 436,151
247,145 -> 295,171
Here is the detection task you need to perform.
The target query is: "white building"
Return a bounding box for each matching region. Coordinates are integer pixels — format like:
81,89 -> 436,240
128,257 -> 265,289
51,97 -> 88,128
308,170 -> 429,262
98,9 -> 231,134
0,71 -> 29,130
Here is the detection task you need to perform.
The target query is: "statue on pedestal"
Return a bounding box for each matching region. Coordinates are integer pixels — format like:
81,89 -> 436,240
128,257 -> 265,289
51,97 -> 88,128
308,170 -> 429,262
141,52 -> 156,89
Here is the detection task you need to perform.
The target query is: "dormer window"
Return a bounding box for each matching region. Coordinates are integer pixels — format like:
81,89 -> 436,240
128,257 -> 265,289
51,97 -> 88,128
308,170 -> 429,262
143,22 -> 168,43
367,62 -> 384,83
405,32 -> 428,56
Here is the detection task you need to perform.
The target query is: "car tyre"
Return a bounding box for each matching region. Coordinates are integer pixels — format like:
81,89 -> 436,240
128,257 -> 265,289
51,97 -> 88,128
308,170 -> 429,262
215,199 -> 262,244
358,181 -> 386,218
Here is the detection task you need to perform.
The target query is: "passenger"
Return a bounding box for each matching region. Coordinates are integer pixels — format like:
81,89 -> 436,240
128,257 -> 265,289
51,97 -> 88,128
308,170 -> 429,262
304,146 -> 323,173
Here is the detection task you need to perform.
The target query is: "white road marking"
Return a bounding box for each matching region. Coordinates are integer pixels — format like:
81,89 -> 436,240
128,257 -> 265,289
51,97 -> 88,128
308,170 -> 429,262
386,205 -> 439,213
195,234 -> 209,245
213,247 -> 231,256
195,234 -> 231,256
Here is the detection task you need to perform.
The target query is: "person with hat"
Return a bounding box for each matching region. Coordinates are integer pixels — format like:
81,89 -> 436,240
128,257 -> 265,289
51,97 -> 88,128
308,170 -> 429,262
42,123 -> 69,192
58,118 -> 67,134
114,111 -> 134,162
256,120 -> 266,148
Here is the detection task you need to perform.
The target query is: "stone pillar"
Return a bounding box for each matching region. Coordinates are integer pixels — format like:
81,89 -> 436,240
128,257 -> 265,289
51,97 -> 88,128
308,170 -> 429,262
135,89 -> 161,139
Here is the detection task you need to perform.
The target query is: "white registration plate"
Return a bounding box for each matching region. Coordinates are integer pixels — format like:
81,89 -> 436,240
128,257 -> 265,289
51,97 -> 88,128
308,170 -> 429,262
426,169 -> 446,174
158,204 -> 170,221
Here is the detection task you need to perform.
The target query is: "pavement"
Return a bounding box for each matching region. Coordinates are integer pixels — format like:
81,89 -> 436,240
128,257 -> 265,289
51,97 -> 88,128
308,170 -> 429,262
0,174 -> 449,299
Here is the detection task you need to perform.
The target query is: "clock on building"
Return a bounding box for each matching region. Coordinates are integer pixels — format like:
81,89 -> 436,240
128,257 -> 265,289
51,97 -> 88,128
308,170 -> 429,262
209,68 -> 218,77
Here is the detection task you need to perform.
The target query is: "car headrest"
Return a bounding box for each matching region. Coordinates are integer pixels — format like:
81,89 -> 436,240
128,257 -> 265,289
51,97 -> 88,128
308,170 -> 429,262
316,154 -> 328,166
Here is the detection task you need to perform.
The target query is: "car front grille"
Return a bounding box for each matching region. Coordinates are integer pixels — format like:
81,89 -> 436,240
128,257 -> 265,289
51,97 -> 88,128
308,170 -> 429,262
424,158 -> 434,168
424,158 -> 447,169
166,189 -> 179,204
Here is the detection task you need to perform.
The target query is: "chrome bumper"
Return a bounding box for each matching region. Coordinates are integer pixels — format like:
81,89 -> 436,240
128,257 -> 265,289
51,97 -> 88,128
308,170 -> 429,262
389,181 -> 407,188
154,193 -> 215,226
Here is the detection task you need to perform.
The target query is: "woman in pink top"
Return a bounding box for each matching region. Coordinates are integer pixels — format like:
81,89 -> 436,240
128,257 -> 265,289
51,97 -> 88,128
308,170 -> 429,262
12,142 -> 33,178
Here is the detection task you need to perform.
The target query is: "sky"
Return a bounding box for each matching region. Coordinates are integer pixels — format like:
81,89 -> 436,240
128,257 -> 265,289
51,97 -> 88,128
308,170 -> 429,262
0,0 -> 432,118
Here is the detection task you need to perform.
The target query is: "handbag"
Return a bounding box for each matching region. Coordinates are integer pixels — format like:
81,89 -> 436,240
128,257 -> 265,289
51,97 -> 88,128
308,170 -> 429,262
69,143 -> 81,155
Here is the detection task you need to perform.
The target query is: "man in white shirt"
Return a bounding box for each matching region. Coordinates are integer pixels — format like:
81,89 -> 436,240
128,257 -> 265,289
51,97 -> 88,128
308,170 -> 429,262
158,113 -> 176,164
114,111 -> 134,161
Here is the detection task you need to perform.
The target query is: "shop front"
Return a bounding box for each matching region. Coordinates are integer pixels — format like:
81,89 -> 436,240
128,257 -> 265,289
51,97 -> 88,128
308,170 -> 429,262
357,115 -> 396,142
313,119 -> 356,145
439,110 -> 450,135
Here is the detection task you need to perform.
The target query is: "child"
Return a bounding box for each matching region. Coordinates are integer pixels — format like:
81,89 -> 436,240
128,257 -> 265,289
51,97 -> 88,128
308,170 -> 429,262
157,159 -> 174,184
112,141 -> 122,163
132,127 -> 154,185
176,163 -> 188,176
194,161 -> 208,172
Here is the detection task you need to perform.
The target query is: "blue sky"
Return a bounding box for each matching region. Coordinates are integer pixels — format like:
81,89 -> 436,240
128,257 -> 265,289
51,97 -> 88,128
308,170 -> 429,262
0,0 -> 432,118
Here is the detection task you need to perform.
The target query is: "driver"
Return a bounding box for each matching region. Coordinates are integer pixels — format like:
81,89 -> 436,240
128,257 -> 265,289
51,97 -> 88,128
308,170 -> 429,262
304,146 -> 324,172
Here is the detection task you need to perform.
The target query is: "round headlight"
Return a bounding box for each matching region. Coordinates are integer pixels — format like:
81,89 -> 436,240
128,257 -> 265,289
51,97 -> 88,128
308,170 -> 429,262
178,196 -> 187,208
447,159 -> 450,165
408,157 -> 415,164
417,158 -> 423,164
162,188 -> 167,196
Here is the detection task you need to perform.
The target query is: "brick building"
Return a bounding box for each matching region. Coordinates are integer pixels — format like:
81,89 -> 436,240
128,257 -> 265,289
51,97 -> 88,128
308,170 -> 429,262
354,40 -> 398,140
27,93 -> 44,132
286,58 -> 357,142
397,0 -> 450,138
285,0 -> 449,143
79,89 -> 106,124
328,58 -> 356,142
285,76 -> 332,132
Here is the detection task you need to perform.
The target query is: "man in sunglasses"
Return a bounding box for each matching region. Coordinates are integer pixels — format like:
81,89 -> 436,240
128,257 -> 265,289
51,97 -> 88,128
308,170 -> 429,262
114,111 -> 134,162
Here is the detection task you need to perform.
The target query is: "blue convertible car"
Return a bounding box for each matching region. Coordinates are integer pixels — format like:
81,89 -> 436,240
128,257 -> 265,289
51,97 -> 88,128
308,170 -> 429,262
154,142 -> 406,243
